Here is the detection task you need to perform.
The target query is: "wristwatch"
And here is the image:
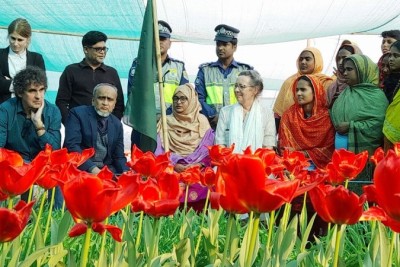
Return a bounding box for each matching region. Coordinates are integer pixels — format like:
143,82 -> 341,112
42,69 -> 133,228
36,125 -> 45,131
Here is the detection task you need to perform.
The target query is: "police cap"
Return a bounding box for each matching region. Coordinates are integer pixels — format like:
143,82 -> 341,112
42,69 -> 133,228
158,20 -> 172,38
214,24 -> 239,42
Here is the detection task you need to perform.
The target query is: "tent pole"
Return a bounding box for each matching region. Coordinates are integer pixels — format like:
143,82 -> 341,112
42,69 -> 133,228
152,0 -> 170,152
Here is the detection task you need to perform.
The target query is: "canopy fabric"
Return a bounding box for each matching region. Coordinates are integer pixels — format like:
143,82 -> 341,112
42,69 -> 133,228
0,0 -> 399,107
2,0 -> 400,44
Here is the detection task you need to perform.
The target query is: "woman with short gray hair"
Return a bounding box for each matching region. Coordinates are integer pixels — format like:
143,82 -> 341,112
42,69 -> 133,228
215,70 -> 276,153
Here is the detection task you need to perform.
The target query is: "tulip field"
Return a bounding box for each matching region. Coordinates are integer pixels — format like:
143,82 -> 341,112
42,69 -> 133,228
1,144 -> 400,266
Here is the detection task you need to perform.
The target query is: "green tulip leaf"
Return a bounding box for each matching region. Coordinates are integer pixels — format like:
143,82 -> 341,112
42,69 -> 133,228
8,245 -> 21,267
229,220 -> 240,262
238,216 -> 260,267
377,222 -> 390,267
52,210 -> 73,245
300,213 -> 316,251
47,244 -> 68,266
174,237 -> 191,266
143,216 -> 154,257
19,245 -> 54,267
279,215 -> 298,263
150,253 -> 174,267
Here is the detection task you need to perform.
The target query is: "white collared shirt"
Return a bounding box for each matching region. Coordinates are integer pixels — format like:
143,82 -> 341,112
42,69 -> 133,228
8,49 -> 27,94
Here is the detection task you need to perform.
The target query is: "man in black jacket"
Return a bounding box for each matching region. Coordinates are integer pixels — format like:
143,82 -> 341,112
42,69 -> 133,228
56,31 -> 124,124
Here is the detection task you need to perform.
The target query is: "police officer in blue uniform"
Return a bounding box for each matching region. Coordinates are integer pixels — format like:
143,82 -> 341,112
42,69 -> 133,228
195,24 -> 253,129
127,20 -> 189,146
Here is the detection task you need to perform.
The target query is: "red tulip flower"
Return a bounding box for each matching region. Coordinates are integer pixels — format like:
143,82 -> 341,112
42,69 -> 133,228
208,144 -> 234,166
281,150 -> 310,173
131,172 -> 181,217
200,167 -> 217,188
128,145 -> 171,177
212,153 -> 300,214
370,148 -> 400,221
0,191 -> 7,201
253,147 -> 287,177
309,184 -> 366,225
179,165 -> 201,186
56,164 -> 140,241
0,148 -> 48,198
370,147 -> 385,166
330,149 -> 368,181
361,206 -> 400,233
324,163 -> 344,185
36,145 -> 95,189
0,200 -> 35,242
293,169 -> 326,198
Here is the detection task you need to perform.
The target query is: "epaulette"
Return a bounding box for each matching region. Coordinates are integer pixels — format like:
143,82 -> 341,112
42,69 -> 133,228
168,57 -> 185,64
198,62 -> 213,69
236,62 -> 253,69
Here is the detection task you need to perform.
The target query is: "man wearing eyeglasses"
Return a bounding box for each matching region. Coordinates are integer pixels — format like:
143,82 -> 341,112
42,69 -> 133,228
56,31 -> 124,124
0,66 -> 62,205
195,24 -> 253,129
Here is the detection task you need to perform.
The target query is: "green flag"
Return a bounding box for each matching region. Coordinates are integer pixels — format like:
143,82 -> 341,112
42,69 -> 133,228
124,0 -> 157,152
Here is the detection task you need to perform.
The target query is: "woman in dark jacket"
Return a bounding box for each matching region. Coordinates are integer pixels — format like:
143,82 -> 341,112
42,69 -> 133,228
0,18 -> 45,103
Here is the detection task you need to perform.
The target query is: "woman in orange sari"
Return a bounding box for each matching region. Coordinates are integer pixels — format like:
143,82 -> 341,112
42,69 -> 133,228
279,75 -> 335,169
278,75 -> 335,236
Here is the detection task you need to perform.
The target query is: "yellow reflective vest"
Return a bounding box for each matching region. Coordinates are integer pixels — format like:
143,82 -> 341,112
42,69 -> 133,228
201,61 -> 252,115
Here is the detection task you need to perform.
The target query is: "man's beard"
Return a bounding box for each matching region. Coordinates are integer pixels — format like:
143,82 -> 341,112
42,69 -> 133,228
95,108 -> 111,117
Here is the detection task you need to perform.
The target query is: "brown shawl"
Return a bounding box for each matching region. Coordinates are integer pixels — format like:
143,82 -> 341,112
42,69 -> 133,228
157,84 -> 210,156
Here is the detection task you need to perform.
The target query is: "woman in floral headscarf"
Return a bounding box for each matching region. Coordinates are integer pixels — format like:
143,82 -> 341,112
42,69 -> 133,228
273,47 -> 333,131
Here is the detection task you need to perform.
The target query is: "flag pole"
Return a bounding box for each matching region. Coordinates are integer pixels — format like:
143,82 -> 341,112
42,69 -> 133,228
152,0 -> 170,152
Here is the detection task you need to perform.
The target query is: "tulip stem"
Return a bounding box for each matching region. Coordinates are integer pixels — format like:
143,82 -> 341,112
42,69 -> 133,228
246,213 -> 260,267
222,213 -> 235,266
0,242 -> 8,266
147,217 -> 161,267
27,186 -> 33,203
183,184 -> 190,215
43,187 -> 56,243
120,206 -> 130,240
333,224 -> 343,267
344,179 -> 349,189
388,232 -> 397,267
61,201 -> 66,217
282,203 -> 292,229
26,191 -> 46,255
194,189 -> 210,257
265,210 -> 275,255
135,211 -> 144,251
81,225 -> 92,267
7,197 -> 13,209
98,218 -> 109,266
245,212 -> 254,256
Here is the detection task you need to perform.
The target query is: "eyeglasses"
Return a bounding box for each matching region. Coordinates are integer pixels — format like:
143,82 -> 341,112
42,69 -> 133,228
172,96 -> 188,103
234,83 -> 254,91
86,46 -> 109,53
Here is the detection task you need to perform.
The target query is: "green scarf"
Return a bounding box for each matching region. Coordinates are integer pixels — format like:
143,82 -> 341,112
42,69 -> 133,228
330,55 -> 388,155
